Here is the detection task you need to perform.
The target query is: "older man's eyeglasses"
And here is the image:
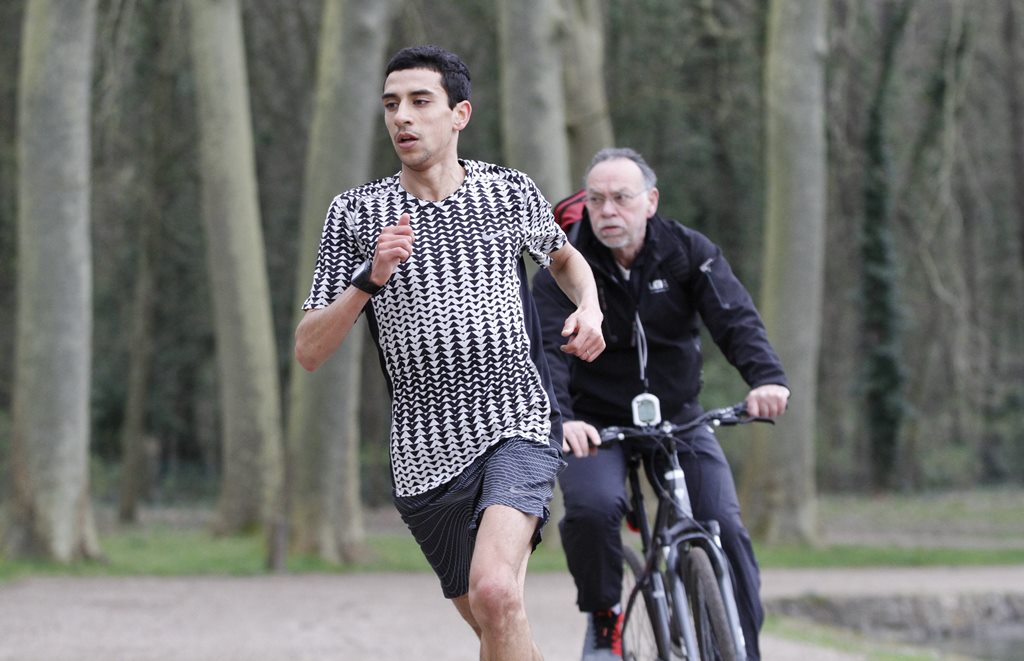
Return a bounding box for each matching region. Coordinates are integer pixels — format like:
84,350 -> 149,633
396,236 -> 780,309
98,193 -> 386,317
585,190 -> 647,208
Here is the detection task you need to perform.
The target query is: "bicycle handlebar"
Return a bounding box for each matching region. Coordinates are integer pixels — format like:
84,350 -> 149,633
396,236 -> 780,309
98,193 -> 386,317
599,402 -> 773,444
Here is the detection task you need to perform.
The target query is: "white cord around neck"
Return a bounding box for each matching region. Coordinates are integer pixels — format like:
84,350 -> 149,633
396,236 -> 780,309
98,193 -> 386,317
635,311 -> 650,391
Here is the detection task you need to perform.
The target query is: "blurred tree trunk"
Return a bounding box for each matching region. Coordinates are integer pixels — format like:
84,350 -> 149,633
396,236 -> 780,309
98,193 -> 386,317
287,0 -> 400,564
816,0 -> 870,490
187,0 -> 285,555
695,1 -> 765,281
1001,0 -> 1024,479
5,0 -> 102,562
497,0 -> 573,201
560,0 -> 614,185
118,214 -> 157,523
115,0 -> 175,524
893,2 -> 976,488
861,0 -> 913,490
741,0 -> 826,545
1006,0 -> 1024,283
0,2 -> 25,404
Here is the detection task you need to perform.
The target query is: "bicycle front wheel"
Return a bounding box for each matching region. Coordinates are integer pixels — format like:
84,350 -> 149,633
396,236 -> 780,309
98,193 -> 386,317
621,545 -> 673,660
683,546 -> 739,661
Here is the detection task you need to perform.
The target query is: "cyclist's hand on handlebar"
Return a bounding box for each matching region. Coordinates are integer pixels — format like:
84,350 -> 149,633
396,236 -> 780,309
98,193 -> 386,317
562,420 -> 603,458
745,384 -> 790,418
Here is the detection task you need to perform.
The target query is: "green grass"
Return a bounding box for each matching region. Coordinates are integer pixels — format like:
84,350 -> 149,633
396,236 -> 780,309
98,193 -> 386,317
0,527 -> 572,581
3,526 -> 1023,583
3,487 -> 1023,580
0,528 -> 267,581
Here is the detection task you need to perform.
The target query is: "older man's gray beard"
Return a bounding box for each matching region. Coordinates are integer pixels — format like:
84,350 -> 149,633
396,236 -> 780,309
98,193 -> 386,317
595,234 -> 631,250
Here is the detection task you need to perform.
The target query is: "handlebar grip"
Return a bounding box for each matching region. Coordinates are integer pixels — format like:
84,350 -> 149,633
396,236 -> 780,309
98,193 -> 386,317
599,427 -> 624,443
718,402 -> 774,426
696,404 -> 743,427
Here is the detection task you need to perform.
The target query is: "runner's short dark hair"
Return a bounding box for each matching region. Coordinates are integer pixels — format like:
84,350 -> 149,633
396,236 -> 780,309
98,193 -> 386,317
385,45 -> 471,108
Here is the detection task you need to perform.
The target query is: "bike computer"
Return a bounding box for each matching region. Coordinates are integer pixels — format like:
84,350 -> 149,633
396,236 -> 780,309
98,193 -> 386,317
631,392 -> 662,426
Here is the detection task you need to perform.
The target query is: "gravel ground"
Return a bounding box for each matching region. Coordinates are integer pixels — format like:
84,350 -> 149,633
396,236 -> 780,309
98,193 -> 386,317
4,566 -> 1023,660
5,493 -> 1019,661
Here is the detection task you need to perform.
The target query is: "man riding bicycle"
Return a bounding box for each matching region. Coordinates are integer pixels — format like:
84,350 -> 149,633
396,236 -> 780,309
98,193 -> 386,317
532,147 -> 790,660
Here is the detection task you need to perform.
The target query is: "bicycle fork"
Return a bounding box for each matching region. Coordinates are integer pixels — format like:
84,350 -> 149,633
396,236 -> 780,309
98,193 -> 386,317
702,522 -> 747,660
661,455 -> 700,659
665,455 -> 747,661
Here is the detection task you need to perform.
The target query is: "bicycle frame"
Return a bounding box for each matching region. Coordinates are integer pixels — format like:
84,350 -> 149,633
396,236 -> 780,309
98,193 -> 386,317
624,448 -> 699,659
616,411 -> 755,660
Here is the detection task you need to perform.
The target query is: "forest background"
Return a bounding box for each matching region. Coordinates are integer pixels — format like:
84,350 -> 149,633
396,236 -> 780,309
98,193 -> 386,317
1,0 -> 1022,565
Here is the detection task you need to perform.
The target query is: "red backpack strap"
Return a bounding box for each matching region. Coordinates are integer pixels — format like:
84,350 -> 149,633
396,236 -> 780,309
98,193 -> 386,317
553,189 -> 587,230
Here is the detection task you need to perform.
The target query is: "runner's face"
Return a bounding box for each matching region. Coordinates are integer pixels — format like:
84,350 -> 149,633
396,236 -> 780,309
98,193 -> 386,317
584,159 -> 658,255
382,68 -> 470,171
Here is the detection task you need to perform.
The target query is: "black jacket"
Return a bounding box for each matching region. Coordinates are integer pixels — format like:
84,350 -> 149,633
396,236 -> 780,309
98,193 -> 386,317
532,212 -> 788,428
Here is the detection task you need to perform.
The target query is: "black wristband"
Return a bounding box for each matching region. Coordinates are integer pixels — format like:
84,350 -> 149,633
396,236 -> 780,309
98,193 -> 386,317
351,259 -> 384,296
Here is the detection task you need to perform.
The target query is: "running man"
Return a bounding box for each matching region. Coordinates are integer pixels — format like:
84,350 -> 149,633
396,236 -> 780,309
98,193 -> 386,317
294,45 -> 605,660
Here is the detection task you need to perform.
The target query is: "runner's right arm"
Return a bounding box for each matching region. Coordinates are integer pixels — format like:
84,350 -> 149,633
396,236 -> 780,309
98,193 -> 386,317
295,214 -> 414,372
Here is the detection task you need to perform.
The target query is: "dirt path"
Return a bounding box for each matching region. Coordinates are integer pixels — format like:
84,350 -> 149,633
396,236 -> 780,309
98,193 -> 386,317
4,566 -> 1022,660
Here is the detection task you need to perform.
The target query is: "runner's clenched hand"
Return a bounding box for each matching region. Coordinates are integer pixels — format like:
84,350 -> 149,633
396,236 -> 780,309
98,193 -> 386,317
369,213 -> 415,287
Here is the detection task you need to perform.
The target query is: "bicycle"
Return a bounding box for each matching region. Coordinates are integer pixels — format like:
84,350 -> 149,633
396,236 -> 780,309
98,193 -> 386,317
599,402 -> 771,661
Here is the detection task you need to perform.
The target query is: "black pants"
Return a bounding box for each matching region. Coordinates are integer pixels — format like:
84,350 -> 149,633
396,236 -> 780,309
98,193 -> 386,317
558,423 -> 764,661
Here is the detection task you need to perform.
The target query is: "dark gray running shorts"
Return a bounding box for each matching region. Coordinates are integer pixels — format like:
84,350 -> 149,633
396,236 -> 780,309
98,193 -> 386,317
393,437 -> 566,599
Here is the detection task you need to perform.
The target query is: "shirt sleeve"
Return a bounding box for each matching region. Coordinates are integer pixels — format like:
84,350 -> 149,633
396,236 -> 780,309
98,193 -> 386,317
520,175 -> 567,268
686,231 -> 789,390
301,195 -> 366,310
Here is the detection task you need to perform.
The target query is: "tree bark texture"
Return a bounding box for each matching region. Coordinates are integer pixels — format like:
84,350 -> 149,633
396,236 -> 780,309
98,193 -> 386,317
892,2 -> 979,488
287,0 -> 400,563
187,0 -> 284,536
498,0 -> 573,202
815,0 -> 869,490
6,0 -> 102,562
117,215 -> 156,523
1005,0 -> 1024,294
559,0 -> 615,186
114,2 -> 177,523
741,0 -> 827,545
860,0 -> 913,491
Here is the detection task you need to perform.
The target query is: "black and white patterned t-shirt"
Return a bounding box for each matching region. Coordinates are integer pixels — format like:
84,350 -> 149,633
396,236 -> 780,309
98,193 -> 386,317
302,160 -> 568,496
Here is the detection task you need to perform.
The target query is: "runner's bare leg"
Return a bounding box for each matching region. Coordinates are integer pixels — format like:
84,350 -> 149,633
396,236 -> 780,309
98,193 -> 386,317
451,504 -> 541,661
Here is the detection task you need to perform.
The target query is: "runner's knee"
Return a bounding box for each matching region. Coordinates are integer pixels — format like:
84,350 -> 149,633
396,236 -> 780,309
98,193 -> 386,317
468,572 -> 524,630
